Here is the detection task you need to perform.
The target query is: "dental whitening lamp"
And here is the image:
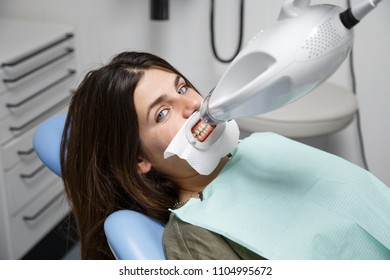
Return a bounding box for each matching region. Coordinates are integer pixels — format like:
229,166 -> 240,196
190,0 -> 383,148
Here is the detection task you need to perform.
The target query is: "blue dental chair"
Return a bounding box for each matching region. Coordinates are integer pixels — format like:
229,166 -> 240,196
32,113 -> 165,260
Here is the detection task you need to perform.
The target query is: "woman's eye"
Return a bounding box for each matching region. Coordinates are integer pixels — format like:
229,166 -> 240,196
156,108 -> 169,123
178,85 -> 187,95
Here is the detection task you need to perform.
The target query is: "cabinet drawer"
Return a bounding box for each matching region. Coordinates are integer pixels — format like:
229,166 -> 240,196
2,107 -> 68,171
8,182 -> 69,259
4,153 -> 61,216
0,84 -> 71,145
0,54 -> 76,121
2,125 -> 36,171
1,33 -> 75,93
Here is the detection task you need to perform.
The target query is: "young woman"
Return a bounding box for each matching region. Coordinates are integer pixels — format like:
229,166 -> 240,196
61,51 -> 390,260
61,51 -> 248,259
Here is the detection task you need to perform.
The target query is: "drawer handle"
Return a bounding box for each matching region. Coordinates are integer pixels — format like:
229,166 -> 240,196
23,191 -> 64,222
6,69 -> 76,109
3,48 -> 74,84
17,147 -> 35,156
1,33 -> 74,68
20,164 -> 46,179
9,93 -> 71,133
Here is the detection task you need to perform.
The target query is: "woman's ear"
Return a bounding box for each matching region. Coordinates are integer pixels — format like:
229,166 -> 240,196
137,157 -> 152,174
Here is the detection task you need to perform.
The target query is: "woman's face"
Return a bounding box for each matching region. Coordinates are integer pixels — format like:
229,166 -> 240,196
134,67 -> 203,177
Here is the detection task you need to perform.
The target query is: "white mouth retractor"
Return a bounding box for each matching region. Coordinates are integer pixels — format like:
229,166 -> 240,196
185,111 -> 226,150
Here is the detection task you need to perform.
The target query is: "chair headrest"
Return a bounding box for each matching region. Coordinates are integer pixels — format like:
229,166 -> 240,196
33,113 -> 67,177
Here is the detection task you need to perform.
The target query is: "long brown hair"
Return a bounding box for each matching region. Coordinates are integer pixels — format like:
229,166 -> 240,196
60,52 -> 195,259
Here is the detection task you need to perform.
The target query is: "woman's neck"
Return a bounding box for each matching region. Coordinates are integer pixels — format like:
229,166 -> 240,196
175,156 -> 230,202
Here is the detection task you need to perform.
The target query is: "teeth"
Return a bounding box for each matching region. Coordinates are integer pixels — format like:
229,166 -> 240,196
191,120 -> 216,142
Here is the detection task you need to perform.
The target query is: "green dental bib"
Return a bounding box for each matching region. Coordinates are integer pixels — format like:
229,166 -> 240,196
171,133 -> 390,259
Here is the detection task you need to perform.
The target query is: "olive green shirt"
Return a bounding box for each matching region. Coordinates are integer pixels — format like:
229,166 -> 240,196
163,213 -> 266,260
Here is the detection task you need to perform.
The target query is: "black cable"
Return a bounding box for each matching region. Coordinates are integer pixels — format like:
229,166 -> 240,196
346,0 -> 370,171
210,0 -> 244,63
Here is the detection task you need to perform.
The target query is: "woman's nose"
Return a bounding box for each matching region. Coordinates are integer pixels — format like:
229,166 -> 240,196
182,96 -> 201,118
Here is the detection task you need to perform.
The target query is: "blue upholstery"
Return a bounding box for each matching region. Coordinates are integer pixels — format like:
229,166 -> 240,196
104,210 -> 165,260
33,114 -> 66,177
33,113 -> 166,260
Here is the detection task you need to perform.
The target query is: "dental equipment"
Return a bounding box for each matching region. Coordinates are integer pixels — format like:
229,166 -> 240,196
190,0 -> 383,148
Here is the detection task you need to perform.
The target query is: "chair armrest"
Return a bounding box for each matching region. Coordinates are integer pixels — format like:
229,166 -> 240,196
104,210 -> 166,260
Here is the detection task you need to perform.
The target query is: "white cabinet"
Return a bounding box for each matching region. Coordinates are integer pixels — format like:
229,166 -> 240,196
0,19 -> 78,259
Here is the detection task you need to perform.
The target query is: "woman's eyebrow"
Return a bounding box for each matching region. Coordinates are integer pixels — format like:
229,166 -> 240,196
174,75 -> 181,87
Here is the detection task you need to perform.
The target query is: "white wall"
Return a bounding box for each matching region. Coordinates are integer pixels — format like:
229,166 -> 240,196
1,0 -> 389,185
